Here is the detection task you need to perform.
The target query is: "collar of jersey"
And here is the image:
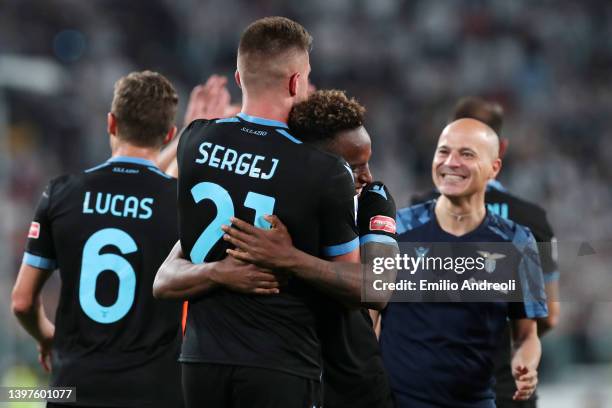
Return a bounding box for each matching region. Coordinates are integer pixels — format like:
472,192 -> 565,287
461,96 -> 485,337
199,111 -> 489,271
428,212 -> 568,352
430,199 -> 492,240
486,179 -> 507,192
237,112 -> 288,129
107,156 -> 157,168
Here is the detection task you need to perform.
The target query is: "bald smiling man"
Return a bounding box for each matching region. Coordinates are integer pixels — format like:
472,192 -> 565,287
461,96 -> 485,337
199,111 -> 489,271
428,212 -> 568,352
381,119 -> 548,408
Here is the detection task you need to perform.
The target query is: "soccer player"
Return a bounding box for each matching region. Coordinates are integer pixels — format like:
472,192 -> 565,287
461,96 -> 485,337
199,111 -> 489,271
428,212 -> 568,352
174,18 -> 359,408
412,96 -> 560,408
382,118 -> 548,408
155,89 -> 397,408
11,71 -> 183,408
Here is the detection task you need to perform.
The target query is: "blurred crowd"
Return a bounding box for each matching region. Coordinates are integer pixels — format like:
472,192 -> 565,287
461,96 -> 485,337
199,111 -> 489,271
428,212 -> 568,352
1,0 -> 611,390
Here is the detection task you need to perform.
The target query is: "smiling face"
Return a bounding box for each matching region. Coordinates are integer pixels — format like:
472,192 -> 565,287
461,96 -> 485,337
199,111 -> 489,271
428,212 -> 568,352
328,126 -> 373,195
432,119 -> 501,199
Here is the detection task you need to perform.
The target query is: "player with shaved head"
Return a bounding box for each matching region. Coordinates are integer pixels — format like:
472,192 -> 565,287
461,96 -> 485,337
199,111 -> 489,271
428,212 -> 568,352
412,97 -> 561,408
381,119 -> 548,408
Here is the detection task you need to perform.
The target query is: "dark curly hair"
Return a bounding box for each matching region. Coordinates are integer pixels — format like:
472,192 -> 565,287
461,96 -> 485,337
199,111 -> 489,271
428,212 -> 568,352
288,89 -> 365,144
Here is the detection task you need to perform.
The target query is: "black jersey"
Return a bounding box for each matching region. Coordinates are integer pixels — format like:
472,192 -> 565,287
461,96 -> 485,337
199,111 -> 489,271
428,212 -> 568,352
411,180 -> 558,404
176,113 -> 359,380
320,182 -> 396,408
23,156 -> 182,408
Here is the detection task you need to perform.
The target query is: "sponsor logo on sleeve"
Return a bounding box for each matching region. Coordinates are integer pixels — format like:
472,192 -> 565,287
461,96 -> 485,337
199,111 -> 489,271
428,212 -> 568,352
369,215 -> 396,233
28,222 -> 40,239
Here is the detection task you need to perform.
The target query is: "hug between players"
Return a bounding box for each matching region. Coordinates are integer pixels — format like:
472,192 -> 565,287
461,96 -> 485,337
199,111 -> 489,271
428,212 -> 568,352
12,16 -> 558,408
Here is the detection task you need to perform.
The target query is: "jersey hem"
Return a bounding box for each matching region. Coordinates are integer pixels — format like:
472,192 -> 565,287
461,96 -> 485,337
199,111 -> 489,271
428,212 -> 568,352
178,356 -> 321,381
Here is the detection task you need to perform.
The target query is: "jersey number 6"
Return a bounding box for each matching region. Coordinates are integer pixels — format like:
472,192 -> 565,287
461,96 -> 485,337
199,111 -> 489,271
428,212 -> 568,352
79,228 -> 137,324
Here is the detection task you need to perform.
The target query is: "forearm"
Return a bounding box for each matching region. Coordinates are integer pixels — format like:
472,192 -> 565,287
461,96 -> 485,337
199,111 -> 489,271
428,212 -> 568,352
157,135 -> 180,172
512,332 -> 541,370
14,298 -> 54,343
153,244 -> 219,299
361,242 -> 398,310
288,249 -> 363,307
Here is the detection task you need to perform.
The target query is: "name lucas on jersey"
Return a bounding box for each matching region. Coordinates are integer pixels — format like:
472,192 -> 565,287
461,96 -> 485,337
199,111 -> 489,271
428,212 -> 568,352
195,142 -> 279,180
82,191 -> 153,219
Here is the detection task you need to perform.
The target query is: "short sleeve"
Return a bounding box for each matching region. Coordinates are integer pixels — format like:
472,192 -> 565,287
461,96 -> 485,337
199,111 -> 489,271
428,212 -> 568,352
509,227 -> 548,319
319,159 -> 359,257
357,181 -> 398,246
532,213 -> 559,284
23,183 -> 57,270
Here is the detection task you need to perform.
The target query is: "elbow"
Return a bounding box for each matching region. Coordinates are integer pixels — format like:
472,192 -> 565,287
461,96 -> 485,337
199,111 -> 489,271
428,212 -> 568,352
152,274 -> 169,300
538,303 -> 560,335
546,313 -> 560,330
538,314 -> 559,335
11,291 -> 34,317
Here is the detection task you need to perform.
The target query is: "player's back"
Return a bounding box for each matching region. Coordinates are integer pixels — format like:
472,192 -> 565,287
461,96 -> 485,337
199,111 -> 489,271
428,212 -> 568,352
25,156 -> 182,407
176,113 -> 358,380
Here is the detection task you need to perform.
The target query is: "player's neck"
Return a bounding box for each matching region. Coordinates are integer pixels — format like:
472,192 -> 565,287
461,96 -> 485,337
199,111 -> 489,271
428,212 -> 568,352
434,194 -> 486,236
240,94 -> 291,125
111,141 -> 159,166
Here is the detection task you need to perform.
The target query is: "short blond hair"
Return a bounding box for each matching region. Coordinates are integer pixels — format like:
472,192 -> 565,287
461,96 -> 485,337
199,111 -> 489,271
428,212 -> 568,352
111,70 -> 178,147
238,17 -> 312,89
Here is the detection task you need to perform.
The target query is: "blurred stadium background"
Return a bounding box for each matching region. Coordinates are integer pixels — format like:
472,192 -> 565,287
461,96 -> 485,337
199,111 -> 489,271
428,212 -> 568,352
1,0 -> 611,406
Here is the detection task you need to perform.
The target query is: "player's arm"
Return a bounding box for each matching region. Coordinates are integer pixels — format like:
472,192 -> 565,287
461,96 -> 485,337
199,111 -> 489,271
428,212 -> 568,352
509,318 -> 541,401
153,240 -> 284,299
158,75 -> 236,175
539,280 -> 559,335
534,217 -> 560,334
11,263 -> 55,372
359,182 -> 399,310
14,182 -> 58,372
224,216 -> 392,310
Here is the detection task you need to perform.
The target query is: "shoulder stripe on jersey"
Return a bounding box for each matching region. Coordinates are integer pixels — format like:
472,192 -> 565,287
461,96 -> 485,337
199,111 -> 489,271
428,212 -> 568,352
360,234 -> 398,246
23,252 -> 57,270
84,163 -> 111,173
487,224 -> 510,241
147,166 -> 173,179
215,117 -> 240,124
369,185 -> 388,200
237,112 -> 289,129
276,129 -> 302,144
487,179 -> 507,192
396,203 -> 432,235
322,237 -> 359,257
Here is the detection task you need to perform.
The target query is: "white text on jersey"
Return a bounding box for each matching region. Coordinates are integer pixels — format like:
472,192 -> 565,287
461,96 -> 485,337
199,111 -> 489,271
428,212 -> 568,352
195,142 -> 279,180
82,191 -> 154,219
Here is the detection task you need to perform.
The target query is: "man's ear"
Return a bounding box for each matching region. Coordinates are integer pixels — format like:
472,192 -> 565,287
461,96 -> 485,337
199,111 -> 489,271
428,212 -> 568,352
499,138 -> 509,159
289,72 -> 300,97
234,70 -> 242,89
490,157 -> 502,180
163,126 -> 178,145
107,112 -> 117,136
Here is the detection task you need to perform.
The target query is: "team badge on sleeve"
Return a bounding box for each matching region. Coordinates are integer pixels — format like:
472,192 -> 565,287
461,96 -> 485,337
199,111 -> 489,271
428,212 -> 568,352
28,222 -> 40,239
369,215 -> 396,233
